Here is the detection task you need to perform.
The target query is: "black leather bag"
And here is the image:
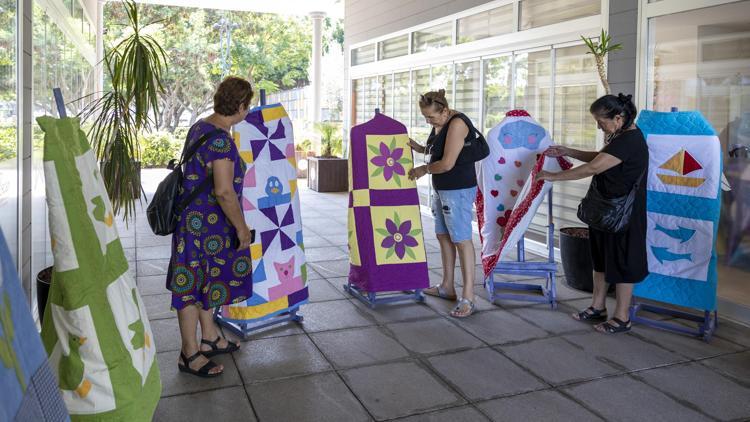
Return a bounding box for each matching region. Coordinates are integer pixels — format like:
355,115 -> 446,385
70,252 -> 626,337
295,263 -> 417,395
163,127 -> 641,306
428,114 -> 490,164
577,170 -> 646,233
147,129 -> 223,235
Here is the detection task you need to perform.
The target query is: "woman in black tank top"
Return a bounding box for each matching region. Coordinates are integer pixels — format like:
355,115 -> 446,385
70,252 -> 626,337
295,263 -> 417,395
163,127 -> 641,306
408,89 -> 479,318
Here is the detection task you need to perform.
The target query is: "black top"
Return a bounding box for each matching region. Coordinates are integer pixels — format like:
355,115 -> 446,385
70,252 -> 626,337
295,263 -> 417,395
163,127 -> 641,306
426,113 -> 478,191
594,127 -> 648,199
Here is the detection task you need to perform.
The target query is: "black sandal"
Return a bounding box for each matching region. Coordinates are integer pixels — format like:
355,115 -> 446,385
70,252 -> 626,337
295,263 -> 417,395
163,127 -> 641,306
573,306 -> 608,322
178,351 -> 222,378
596,317 -> 632,334
200,336 -> 240,357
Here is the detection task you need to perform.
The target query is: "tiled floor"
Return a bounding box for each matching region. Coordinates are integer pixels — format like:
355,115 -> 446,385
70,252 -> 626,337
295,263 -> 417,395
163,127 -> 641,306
129,172 -> 750,421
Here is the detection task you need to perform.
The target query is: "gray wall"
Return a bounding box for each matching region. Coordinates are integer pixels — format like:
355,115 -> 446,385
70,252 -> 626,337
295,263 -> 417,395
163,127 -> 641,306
345,0 -> 492,48
607,0 -> 638,98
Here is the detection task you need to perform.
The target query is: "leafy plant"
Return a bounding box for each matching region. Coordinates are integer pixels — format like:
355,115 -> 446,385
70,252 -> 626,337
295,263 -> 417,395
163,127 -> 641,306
139,131 -> 182,168
80,0 -> 167,221
295,139 -> 312,152
581,29 -> 622,94
315,122 -> 342,158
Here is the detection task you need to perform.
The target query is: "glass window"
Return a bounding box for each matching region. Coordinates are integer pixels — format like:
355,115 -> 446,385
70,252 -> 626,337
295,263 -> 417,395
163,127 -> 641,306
364,76 -> 381,118
520,0 -> 600,30
411,68 -> 431,141
378,34 -> 409,60
351,44 -> 376,66
457,4 -> 514,44
393,71 -> 410,127
0,0 -> 18,267
412,22 -> 453,53
483,55 -> 513,133
514,50 -> 551,128
381,74 -> 393,115
430,63 -> 454,106
351,79 -> 365,125
553,44 -> 599,150
454,61 -> 481,125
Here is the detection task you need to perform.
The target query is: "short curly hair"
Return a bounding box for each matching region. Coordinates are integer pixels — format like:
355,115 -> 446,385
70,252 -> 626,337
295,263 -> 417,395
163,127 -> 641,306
213,76 -> 254,116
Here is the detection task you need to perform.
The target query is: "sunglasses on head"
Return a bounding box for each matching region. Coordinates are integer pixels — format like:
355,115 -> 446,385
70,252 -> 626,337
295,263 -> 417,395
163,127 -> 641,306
421,94 -> 446,108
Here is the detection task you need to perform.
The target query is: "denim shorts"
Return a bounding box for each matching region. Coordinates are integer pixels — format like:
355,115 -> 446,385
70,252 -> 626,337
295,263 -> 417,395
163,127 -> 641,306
431,186 -> 477,243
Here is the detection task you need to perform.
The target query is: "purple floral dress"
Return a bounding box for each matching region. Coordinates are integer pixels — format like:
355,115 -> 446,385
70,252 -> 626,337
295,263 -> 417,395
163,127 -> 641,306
167,120 -> 253,310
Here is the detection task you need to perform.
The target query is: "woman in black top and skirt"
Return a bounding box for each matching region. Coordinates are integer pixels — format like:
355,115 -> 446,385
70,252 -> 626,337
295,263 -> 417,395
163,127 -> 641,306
537,94 -> 648,334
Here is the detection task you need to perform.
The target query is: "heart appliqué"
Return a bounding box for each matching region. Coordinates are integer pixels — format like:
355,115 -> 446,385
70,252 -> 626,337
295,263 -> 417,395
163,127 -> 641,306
494,174 -> 502,181
498,157 -> 506,164
514,160 -> 522,168
496,203 -> 505,211
490,190 -> 499,197
510,190 -> 518,197
516,179 -> 524,187
497,216 -> 508,226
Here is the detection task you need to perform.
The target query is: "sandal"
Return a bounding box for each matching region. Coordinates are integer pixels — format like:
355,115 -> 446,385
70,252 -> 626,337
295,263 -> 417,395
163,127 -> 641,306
572,306 -> 608,323
423,285 -> 457,301
178,351 -> 222,378
449,298 -> 475,318
596,317 -> 632,334
200,336 -> 240,357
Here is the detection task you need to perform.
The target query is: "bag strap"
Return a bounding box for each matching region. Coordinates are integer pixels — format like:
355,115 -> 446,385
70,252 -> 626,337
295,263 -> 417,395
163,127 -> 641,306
174,128 -> 227,214
179,128 -> 226,167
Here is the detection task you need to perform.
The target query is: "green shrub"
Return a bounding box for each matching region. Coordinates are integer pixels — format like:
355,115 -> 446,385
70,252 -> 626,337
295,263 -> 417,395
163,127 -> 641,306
139,131 -> 183,168
0,126 -> 16,161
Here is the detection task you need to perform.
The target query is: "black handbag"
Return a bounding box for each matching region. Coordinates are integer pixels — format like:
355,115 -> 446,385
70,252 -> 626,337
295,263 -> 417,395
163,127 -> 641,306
577,170 -> 646,233
147,129 -> 223,235
427,114 -> 489,164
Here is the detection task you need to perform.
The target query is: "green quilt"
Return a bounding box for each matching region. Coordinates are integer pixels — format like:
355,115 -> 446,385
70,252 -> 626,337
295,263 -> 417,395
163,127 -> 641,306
37,116 -> 160,421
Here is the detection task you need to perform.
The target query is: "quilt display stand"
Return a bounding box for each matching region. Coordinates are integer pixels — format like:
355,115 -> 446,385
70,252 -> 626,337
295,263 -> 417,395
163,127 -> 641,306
629,109 -> 722,342
215,90 -> 305,339
345,109 -> 429,308
486,188 -> 557,308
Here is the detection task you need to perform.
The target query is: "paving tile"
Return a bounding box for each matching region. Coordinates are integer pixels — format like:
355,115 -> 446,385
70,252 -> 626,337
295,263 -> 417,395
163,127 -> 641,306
635,362 -> 750,420
309,259 -> 350,278
352,300 -> 439,324
324,234 -> 349,246
701,351 -> 750,386
396,406 -> 489,422
247,372 -> 371,422
300,234 -> 333,248
478,390 -> 603,422
307,278 -> 347,302
427,347 -> 546,400
304,245 -> 348,262
137,258 -> 170,277
311,326 -> 410,369
120,236 -> 136,249
136,244 -> 172,260
555,281 -> 592,300
500,337 -> 620,385
158,351 -> 242,397
564,375 -> 709,422
154,386 -> 255,421
135,234 -> 172,247
342,362 -> 465,420
142,293 -> 175,321
233,334 -> 331,382
509,306 -> 589,334
299,300 -> 374,332
631,325 -> 743,360
220,319 -> 305,341
137,275 -> 168,296
457,310 -> 548,345
123,247 -> 136,261
564,331 -> 685,371
151,318 -> 185,353
388,318 -> 484,354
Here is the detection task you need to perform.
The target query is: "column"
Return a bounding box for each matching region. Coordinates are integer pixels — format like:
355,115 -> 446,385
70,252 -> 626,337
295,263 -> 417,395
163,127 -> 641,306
310,11 -> 326,123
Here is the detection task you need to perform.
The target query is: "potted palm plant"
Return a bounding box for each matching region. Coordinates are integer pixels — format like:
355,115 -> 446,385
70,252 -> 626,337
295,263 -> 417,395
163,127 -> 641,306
308,122 -> 347,192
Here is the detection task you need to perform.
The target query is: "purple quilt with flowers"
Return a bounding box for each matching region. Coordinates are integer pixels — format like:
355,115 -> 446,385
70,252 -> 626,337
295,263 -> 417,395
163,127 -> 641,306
347,113 -> 430,292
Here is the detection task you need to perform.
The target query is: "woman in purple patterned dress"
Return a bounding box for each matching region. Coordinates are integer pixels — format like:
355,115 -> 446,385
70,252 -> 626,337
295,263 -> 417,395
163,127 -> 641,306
167,77 -> 254,377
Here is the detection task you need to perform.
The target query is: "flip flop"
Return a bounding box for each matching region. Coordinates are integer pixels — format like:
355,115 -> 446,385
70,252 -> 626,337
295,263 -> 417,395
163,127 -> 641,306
423,285 -> 457,300
450,298 -> 476,318
595,317 -> 632,334
200,336 -> 240,357
178,351 -> 222,378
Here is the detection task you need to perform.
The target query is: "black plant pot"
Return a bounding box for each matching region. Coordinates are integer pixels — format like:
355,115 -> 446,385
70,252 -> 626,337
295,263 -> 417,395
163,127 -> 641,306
560,227 -> 594,292
36,266 -> 53,324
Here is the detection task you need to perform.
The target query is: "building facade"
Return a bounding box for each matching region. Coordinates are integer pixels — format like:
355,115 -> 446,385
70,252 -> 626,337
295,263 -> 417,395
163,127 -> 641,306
344,0 -> 750,323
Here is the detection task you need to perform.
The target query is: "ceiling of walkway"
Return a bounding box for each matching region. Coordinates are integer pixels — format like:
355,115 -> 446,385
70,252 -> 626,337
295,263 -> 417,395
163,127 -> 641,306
134,0 -> 343,18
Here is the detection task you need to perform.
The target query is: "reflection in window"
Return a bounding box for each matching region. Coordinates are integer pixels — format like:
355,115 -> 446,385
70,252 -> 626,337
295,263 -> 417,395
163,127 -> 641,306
457,4 -> 514,44
553,44 -> 598,150
381,74 -> 393,115
0,0 -> 18,266
393,71 -> 410,127
364,76 -> 381,119
351,45 -> 376,65
454,61 -> 481,125
412,22 -> 453,53
514,50 -> 551,128
520,0 -> 600,30
483,55 -> 513,134
411,68 -> 431,141
430,63 -> 454,106
351,79 -> 365,125
378,34 -> 409,60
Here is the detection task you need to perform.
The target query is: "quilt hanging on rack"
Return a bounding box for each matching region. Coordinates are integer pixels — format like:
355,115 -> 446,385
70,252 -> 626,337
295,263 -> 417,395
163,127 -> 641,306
348,112 -> 429,292
633,110 -> 721,311
37,116 -> 160,421
221,103 -> 309,323
0,229 -> 68,422
476,110 -> 555,278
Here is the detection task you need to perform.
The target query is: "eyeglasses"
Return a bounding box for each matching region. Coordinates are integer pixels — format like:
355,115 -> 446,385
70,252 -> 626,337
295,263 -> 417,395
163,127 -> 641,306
420,94 -> 446,108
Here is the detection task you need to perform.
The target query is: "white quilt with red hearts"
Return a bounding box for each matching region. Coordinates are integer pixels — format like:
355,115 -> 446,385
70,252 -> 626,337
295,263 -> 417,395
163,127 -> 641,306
476,110 -> 554,277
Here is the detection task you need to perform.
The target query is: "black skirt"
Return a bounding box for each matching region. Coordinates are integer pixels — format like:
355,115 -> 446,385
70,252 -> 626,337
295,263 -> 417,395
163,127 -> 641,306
589,206 -> 649,284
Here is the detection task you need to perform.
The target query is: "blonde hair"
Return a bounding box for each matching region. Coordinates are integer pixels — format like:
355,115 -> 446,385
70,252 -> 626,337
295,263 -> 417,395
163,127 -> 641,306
419,89 -> 449,112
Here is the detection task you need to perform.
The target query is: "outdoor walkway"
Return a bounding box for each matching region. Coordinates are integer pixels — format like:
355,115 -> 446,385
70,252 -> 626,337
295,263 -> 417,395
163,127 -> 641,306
124,170 -> 750,422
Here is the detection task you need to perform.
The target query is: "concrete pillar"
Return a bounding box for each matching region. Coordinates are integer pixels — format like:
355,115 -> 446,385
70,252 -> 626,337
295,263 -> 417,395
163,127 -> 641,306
310,11 -> 325,123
